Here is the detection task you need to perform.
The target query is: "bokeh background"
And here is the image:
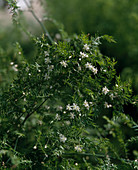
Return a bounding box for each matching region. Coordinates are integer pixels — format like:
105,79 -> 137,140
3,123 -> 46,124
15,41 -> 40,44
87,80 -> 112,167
0,0 -> 138,94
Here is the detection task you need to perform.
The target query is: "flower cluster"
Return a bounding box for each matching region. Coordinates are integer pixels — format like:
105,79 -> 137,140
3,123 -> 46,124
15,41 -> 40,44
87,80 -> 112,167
102,86 -> 109,95
104,102 -> 112,108
66,103 -> 80,112
85,62 -> 98,75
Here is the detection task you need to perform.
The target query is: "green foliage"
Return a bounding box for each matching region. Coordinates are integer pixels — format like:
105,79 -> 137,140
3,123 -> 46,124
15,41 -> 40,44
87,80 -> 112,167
0,32 -> 137,169
0,0 -> 137,169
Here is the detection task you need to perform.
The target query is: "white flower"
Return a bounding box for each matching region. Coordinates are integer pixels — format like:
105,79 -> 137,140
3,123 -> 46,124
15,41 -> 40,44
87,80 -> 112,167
80,52 -> 88,58
65,121 -> 70,125
83,44 -> 90,51
72,103 -> 80,112
102,86 -> 109,95
10,62 -> 14,65
110,93 -> 114,100
33,145 -> 37,149
45,57 -> 51,64
93,41 -> 99,45
85,62 -> 98,74
44,144 -> 47,149
83,100 -> 89,110
75,145 -> 83,152
59,134 -> 67,143
60,60 -> 68,68
104,102 -> 112,108
12,65 -> 18,72
66,104 -> 72,111
85,62 -> 91,69
57,106 -> 63,111
55,114 -> 61,120
70,112 -> 75,119
44,73 -> 50,80
92,67 -> 98,75
55,33 -> 61,40
47,65 -> 54,72
44,51 -> 49,57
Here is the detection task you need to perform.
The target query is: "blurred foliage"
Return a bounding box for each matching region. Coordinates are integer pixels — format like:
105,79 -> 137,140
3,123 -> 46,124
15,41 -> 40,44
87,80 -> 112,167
0,13 -> 36,90
46,0 -> 138,93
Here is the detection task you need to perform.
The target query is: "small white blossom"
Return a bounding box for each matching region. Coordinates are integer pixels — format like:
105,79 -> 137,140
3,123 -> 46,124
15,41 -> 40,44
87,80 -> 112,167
85,62 -> 98,75
66,104 -> 72,111
110,93 -> 114,100
45,57 -> 51,64
104,102 -> 112,108
47,65 -> 54,72
93,41 -> 99,45
102,86 -> 109,95
80,52 -> 88,58
59,134 -> 67,143
75,145 -> 83,152
72,103 -> 80,112
55,33 -> 61,40
12,65 -> 18,72
55,114 -> 61,120
44,51 -> 49,57
85,62 -> 91,69
33,145 -> 37,149
60,60 -> 68,68
92,67 -> 98,75
83,44 -> 90,51
83,100 -> 89,110
10,62 -> 14,65
14,64 -> 18,68
44,73 -> 50,80
44,144 -> 47,149
57,106 -> 63,111
65,121 -> 70,125
70,112 -> 75,119
69,56 -> 72,59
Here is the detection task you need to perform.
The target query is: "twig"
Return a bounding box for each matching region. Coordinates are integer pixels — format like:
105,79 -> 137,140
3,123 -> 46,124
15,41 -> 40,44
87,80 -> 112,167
22,97 -> 48,125
23,0 -> 53,43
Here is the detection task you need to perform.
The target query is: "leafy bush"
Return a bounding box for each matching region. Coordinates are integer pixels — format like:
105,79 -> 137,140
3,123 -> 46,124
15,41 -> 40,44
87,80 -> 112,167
0,1 -> 137,169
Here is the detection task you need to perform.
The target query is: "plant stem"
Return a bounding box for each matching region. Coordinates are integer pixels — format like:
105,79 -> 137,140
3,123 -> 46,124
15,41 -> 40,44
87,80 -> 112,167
22,97 -> 48,125
23,0 -> 53,43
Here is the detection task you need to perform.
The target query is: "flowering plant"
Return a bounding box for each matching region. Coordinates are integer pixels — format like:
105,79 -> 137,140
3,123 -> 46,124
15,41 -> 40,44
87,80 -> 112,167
0,1 -> 137,169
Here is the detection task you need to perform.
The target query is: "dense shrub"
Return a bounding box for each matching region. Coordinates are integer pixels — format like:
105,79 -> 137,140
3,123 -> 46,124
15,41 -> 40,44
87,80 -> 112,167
0,1 -> 137,169
0,33 -> 137,169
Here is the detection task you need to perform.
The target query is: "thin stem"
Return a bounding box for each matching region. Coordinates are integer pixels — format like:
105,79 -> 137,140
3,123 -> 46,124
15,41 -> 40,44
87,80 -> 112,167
23,0 -> 53,43
22,97 -> 48,125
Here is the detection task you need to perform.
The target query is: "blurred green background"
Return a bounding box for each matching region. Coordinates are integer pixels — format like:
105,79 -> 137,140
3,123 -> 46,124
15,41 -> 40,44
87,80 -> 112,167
0,0 -> 138,94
